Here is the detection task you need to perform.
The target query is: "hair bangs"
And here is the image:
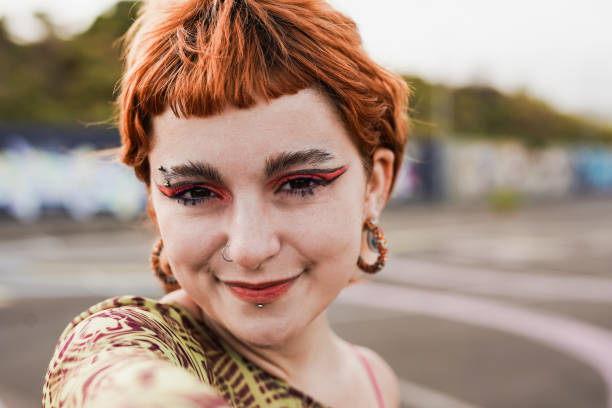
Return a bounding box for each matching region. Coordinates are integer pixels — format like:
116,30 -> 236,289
118,0 -> 410,186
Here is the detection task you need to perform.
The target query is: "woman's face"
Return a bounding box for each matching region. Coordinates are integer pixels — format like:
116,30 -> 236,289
149,88 -> 386,348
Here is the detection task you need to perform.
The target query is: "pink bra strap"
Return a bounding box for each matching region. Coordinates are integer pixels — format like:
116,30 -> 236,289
350,345 -> 386,408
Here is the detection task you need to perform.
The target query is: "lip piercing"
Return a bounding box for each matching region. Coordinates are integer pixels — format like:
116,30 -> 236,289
164,180 -> 171,187
256,304 -> 264,308
221,244 -> 233,262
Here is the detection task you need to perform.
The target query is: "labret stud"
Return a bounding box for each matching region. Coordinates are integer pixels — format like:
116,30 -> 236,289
256,304 -> 264,309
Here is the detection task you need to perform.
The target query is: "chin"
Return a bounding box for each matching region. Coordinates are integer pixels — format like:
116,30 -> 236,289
228,312 -> 301,349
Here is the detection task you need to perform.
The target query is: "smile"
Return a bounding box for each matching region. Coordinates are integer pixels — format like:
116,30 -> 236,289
223,273 -> 302,304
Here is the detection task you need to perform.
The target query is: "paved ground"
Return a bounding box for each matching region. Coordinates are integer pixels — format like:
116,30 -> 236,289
0,197 -> 611,408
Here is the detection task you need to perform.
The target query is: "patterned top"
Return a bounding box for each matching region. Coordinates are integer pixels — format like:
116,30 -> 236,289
43,296 -> 326,408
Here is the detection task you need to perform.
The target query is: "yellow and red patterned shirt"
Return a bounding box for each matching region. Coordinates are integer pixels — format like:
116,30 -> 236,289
43,296 -> 325,408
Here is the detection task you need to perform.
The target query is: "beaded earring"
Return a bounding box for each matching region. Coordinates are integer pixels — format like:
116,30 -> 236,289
151,239 -> 180,293
356,219 -> 388,274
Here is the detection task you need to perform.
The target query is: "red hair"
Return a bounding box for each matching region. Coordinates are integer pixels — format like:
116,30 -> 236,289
118,0 -> 409,187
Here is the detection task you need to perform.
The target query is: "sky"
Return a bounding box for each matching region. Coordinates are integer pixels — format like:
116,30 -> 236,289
1,0 -> 610,123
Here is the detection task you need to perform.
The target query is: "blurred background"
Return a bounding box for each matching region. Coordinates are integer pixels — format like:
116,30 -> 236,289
0,1 -> 610,407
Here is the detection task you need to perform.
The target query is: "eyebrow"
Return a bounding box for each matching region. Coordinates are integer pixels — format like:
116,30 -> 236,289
264,148 -> 335,178
158,148 -> 336,184
162,160 -> 224,185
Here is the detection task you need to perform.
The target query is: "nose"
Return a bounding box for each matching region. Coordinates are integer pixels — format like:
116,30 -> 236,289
225,195 -> 280,270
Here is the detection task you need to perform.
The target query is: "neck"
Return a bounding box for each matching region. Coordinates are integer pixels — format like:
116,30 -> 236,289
202,310 -> 344,386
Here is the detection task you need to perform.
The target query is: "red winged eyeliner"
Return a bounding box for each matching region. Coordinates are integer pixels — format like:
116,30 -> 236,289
266,166 -> 348,189
157,182 -> 229,200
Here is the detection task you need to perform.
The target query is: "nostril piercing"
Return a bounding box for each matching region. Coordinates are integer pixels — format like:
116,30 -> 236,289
221,243 -> 233,262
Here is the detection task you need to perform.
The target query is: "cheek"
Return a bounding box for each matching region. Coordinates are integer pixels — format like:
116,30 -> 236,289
282,180 -> 365,275
300,211 -> 361,258
152,195 -> 223,276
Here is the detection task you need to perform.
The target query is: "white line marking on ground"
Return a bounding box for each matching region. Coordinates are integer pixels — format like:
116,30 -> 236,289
398,379 -> 482,408
338,281 -> 612,408
380,257 -> 612,302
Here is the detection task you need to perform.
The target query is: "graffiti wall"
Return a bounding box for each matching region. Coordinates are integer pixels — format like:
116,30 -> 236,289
0,140 -> 145,222
574,147 -> 612,193
445,141 -> 574,200
390,139 -> 612,203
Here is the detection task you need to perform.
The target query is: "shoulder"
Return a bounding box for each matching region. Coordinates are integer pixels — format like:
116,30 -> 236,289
50,295 -> 210,368
354,345 -> 400,408
63,296 -> 184,343
43,296 -> 228,407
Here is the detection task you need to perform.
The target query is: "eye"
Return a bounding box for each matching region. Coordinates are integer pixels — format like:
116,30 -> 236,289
271,166 -> 349,199
157,183 -> 227,206
175,186 -> 223,205
276,177 -> 326,197
180,187 -> 218,200
284,178 -> 320,190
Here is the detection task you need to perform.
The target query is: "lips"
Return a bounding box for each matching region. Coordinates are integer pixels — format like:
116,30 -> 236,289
223,274 -> 301,304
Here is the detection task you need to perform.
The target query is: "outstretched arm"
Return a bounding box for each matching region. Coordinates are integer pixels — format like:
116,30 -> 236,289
43,306 -> 229,408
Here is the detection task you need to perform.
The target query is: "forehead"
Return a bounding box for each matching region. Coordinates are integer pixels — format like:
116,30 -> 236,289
149,88 -> 359,171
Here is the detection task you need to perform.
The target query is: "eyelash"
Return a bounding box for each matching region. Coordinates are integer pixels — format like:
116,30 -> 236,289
160,167 -> 347,207
175,188 -> 220,206
275,176 -> 329,197
158,183 -> 226,207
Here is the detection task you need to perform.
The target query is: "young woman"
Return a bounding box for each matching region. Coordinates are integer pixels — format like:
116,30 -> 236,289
43,0 -> 409,406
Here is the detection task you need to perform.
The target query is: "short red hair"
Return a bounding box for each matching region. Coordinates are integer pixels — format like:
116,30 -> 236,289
118,0 -> 409,187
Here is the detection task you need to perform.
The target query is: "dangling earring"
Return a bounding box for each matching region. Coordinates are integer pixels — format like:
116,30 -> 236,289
357,219 -> 388,274
151,239 -> 180,292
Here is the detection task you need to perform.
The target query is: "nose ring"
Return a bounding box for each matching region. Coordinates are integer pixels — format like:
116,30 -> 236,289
221,243 -> 233,262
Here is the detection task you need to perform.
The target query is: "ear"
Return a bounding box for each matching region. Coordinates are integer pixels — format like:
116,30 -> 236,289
363,148 -> 395,220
